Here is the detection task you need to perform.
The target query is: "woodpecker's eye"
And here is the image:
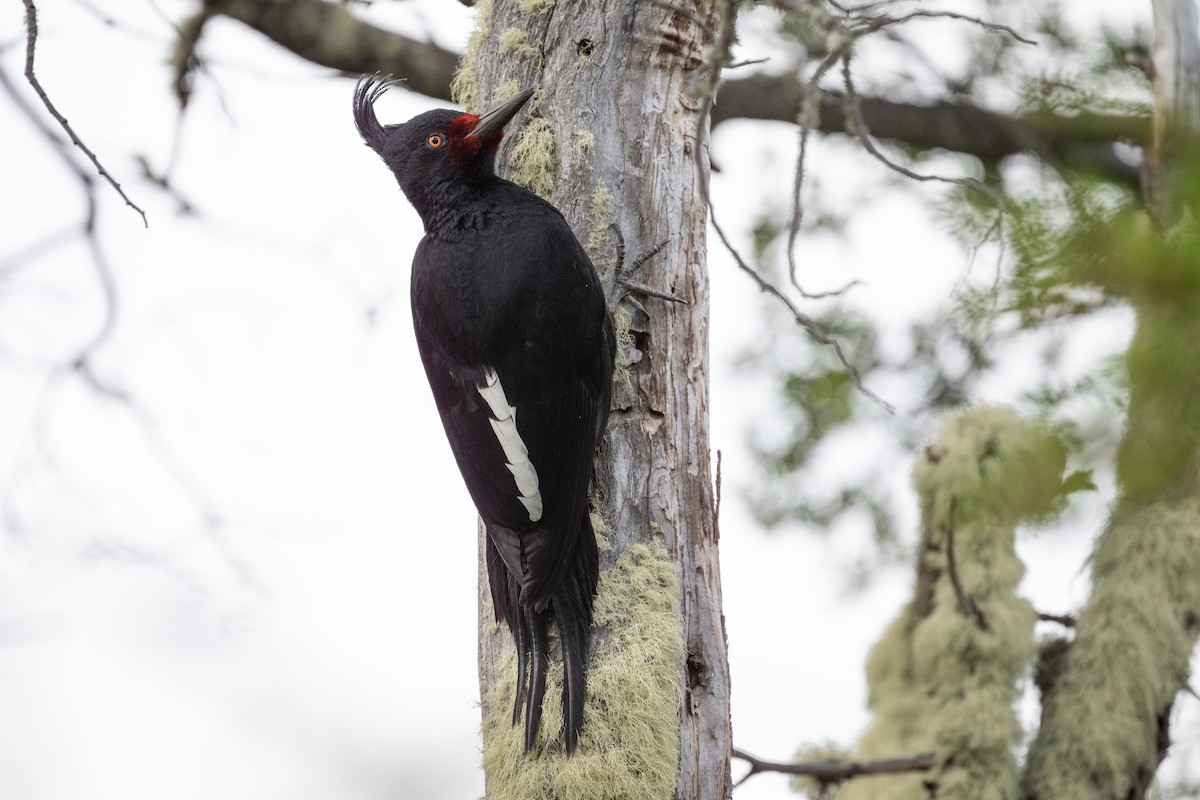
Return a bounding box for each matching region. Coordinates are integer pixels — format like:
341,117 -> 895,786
426,133 -> 445,149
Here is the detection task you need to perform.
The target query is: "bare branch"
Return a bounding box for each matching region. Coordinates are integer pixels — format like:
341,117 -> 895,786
1037,611 -> 1077,628
787,49 -> 861,300
710,210 -> 895,414
0,59 -> 119,361
711,74 -> 1146,187
824,0 -> 907,14
727,56 -> 770,69
685,0 -> 890,411
944,498 -> 989,631
732,747 -> 937,788
21,0 -> 147,227
839,55 -> 1005,205
855,9 -> 1037,46
204,0 -> 459,102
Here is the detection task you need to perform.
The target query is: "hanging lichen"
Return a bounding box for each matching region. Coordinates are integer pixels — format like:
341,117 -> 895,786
508,117 -> 557,199
450,0 -> 491,112
481,543 -> 684,800
841,406 -> 1065,800
498,27 -> 543,66
1022,490 -> 1200,799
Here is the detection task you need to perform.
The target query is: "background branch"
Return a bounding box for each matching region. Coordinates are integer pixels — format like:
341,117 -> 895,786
202,0 -> 459,101
21,0 -> 147,226
732,747 -> 937,788
712,73 -> 1147,187
201,0 -> 1147,195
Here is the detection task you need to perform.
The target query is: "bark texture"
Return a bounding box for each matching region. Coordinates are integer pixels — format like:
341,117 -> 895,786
462,1 -> 732,798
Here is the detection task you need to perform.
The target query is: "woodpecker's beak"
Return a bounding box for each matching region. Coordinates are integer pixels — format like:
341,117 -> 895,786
471,88 -> 535,140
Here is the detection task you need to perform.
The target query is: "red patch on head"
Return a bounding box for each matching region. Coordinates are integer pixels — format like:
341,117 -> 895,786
448,114 -> 480,137
448,113 -> 504,163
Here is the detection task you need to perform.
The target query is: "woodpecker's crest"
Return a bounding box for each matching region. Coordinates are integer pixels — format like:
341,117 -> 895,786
353,75 -> 535,213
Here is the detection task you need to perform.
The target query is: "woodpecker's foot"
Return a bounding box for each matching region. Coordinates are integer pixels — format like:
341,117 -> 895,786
605,224 -> 686,311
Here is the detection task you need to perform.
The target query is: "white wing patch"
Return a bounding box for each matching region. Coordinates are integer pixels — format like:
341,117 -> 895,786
477,368 -> 543,522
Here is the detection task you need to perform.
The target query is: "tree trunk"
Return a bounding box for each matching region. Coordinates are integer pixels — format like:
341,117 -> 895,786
460,1 -> 731,798
1146,0 -> 1200,219
1021,3 -> 1200,799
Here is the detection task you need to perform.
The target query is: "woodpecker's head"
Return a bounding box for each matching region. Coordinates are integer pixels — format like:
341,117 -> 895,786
354,75 -> 534,214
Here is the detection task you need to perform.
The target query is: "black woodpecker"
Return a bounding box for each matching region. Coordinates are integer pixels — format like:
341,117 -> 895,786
353,76 -> 613,754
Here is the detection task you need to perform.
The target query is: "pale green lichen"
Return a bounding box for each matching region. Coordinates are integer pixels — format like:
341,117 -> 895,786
584,181 -> 615,270
517,0 -> 555,14
575,44 -> 595,69
789,742 -> 853,799
842,407 -> 1063,800
572,131 -> 596,171
911,406 -> 1068,528
481,543 -> 684,799
1022,490 -> 1200,799
493,78 -> 524,104
611,306 -> 635,393
589,506 -> 612,553
499,27 -> 542,65
508,117 -> 557,199
1014,197 -> 1200,800
450,0 -> 491,112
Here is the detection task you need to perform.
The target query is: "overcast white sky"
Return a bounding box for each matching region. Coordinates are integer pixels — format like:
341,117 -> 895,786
1,1 -> 1196,799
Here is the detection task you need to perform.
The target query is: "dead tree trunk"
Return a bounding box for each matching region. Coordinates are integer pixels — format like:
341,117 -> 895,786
458,1 -> 732,798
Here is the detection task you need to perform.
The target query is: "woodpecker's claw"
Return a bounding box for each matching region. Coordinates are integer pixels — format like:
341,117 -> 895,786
605,225 -> 686,308
620,278 -> 685,305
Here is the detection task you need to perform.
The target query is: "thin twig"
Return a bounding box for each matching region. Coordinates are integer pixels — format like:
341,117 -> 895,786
689,0 -> 889,411
728,57 -> 770,69
788,48 -> 860,300
21,0 -> 147,227
825,0 -> 907,15
856,9 -> 1037,46
1037,611 -> 1076,628
0,61 -> 118,360
839,55 -> 1004,205
732,747 -> 937,788
944,498 -> 989,631
711,210 -> 895,413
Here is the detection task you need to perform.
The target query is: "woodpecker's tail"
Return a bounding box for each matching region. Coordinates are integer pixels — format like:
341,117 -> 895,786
554,513 -> 599,753
486,517 -> 598,752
